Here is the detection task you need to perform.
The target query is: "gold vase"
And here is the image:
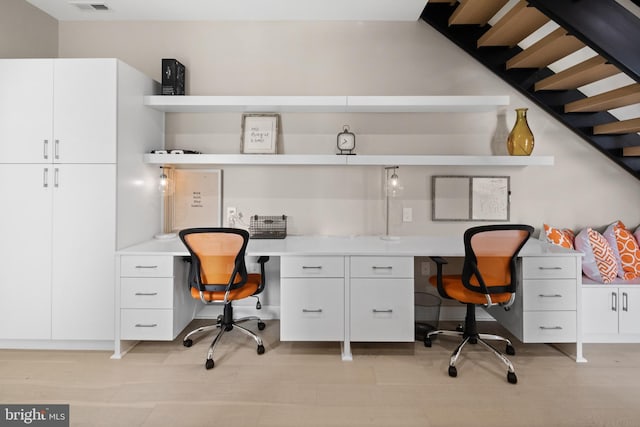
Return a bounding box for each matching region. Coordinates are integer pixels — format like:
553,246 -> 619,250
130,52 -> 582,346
507,108 -> 534,156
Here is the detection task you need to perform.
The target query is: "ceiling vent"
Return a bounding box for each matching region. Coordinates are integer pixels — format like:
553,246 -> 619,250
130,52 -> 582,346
69,1 -> 110,11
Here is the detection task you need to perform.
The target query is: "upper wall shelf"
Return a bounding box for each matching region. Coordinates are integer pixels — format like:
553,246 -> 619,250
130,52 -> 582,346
143,95 -> 510,113
143,153 -> 554,167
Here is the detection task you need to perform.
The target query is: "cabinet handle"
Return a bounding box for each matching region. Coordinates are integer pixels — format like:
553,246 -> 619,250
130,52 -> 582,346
538,294 -> 562,298
135,265 -> 158,269
612,292 -> 617,312
43,140 -> 48,159
135,292 -> 158,296
539,326 -> 563,330
54,168 -> 59,188
372,309 -> 393,313
54,139 -> 60,159
372,266 -> 393,270
623,292 -> 628,312
302,308 -> 323,313
43,168 -> 48,188
538,266 -> 562,270
302,266 -> 322,269
135,323 -> 158,328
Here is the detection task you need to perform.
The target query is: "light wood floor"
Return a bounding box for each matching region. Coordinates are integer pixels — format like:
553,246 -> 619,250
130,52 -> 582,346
1,320 -> 639,427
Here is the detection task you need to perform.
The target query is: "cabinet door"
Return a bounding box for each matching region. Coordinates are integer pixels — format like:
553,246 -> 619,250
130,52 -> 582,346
0,165 -> 52,339
53,59 -> 117,164
51,164 -> 116,340
0,59 -> 53,163
619,288 -> 640,335
582,287 -> 619,336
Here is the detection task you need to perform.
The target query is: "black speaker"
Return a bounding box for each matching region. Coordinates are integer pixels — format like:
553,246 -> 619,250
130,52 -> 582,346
161,58 -> 185,95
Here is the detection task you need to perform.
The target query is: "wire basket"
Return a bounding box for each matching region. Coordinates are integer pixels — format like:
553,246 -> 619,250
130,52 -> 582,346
249,215 -> 287,239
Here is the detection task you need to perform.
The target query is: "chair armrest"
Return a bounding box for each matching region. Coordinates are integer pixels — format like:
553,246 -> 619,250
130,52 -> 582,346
429,256 -> 452,300
255,256 -> 270,295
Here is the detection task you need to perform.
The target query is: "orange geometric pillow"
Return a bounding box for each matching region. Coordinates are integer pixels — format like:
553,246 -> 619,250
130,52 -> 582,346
575,227 -> 617,284
604,221 -> 640,280
543,223 -> 575,249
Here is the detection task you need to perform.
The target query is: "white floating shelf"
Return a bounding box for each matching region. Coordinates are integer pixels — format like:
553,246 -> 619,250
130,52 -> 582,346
144,153 -> 554,167
143,95 -> 510,113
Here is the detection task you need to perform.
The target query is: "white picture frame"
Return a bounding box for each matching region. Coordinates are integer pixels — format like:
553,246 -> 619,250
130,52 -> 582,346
172,169 -> 222,230
241,113 -> 279,154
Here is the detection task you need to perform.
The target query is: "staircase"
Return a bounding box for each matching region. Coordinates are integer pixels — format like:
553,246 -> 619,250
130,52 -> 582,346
421,0 -> 640,180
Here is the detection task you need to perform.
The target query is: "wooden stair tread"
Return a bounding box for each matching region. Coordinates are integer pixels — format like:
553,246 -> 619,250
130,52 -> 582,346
623,146 -> 640,157
565,83 -> 640,113
506,28 -> 584,69
477,0 -> 549,47
594,118 -> 640,135
535,56 -> 620,91
449,0 -> 509,26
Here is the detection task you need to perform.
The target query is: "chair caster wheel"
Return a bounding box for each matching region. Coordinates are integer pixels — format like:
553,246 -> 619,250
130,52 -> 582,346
448,366 -> 457,378
469,337 -> 478,344
205,359 -> 214,370
257,344 -> 265,355
506,344 -> 516,355
258,321 -> 266,331
507,371 -> 517,384
456,325 -> 463,332
424,337 -> 432,348
183,339 -> 193,348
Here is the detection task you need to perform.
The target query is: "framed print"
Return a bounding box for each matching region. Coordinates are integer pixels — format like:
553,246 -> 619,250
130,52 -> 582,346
432,175 -> 510,222
241,113 -> 279,154
172,169 -> 222,230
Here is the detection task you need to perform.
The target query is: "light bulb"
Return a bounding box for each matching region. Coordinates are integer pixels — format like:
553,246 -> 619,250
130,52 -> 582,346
158,167 -> 174,195
386,167 -> 402,198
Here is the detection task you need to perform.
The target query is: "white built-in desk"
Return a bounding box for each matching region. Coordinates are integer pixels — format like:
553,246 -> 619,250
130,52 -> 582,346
114,236 -> 585,362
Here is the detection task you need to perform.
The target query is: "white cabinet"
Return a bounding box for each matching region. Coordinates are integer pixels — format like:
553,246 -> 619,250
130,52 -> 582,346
280,256 -> 345,341
582,286 -> 640,342
119,255 -> 194,341
350,257 -> 414,342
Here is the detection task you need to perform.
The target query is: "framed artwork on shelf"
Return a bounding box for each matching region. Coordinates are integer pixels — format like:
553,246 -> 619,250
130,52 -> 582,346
241,113 -> 279,154
432,175 -> 510,222
172,169 -> 222,230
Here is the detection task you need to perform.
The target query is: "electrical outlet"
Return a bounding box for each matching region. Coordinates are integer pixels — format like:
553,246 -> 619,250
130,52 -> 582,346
402,207 -> 413,222
421,261 -> 430,276
227,207 -> 237,225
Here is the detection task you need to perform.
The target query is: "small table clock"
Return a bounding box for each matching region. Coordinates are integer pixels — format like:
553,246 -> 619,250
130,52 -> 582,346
337,125 -> 356,155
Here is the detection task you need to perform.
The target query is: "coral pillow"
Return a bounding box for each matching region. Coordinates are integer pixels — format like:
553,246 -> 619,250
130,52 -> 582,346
604,221 -> 640,280
543,223 -> 575,249
574,228 -> 617,284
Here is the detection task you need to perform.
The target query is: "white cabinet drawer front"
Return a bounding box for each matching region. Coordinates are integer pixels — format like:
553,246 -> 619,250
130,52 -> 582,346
121,309 -> 174,340
350,256 -> 413,278
281,256 -> 344,278
350,278 -> 414,341
522,257 -> 577,279
523,280 -> 576,311
121,278 -> 174,309
280,278 -> 344,341
121,255 -> 173,277
523,311 -> 576,342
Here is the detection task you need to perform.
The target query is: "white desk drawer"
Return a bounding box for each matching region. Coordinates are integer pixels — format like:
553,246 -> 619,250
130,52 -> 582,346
350,278 -> 414,341
121,255 -> 173,277
281,256 -> 344,278
522,257 -> 576,279
120,309 -> 174,340
523,311 -> 576,342
523,279 -> 577,311
280,278 -> 344,341
121,277 -> 174,309
350,256 -> 413,278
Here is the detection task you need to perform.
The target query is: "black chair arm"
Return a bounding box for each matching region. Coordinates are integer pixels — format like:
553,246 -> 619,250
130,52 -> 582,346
255,256 -> 270,295
429,256 -> 452,300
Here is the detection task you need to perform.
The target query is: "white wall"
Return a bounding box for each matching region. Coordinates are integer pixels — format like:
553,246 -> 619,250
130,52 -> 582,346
58,20 -> 640,238
0,0 -> 57,58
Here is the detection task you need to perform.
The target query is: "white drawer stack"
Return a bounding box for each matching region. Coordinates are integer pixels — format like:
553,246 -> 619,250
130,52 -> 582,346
119,255 -> 194,341
350,256 -> 414,342
280,256 -> 345,341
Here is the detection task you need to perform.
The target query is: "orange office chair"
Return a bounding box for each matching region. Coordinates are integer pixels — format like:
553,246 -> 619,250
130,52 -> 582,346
179,228 -> 269,370
424,224 -> 533,384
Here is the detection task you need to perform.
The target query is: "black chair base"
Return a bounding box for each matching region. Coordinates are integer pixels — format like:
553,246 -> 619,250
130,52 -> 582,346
183,302 -> 265,369
424,304 -> 518,384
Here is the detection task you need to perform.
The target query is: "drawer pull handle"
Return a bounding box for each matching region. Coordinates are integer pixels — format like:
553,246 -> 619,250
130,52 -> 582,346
135,323 -> 158,328
302,266 -> 322,269
302,309 -> 323,313
372,266 -> 393,270
372,309 -> 393,313
538,266 -> 562,270
135,265 -> 158,269
538,294 -> 562,298
135,292 -> 158,296
539,326 -> 563,330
